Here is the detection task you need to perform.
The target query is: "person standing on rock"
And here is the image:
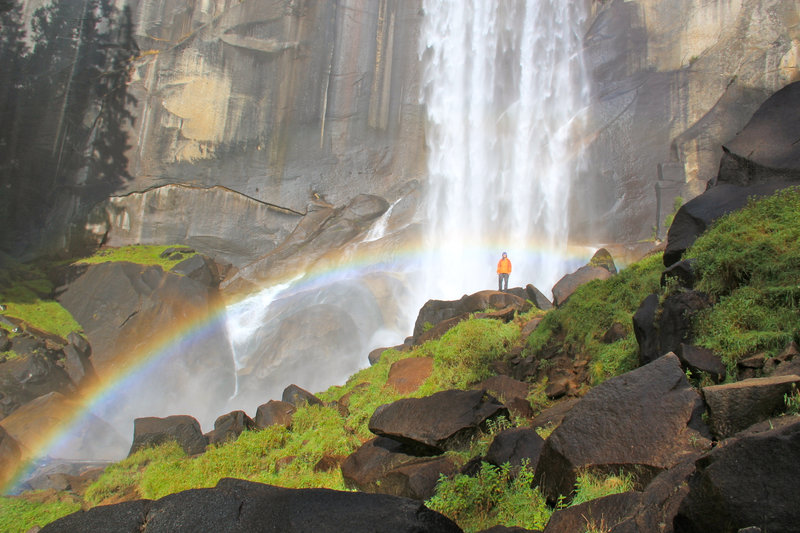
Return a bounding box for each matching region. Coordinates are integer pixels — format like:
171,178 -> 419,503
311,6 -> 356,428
497,252 -> 512,292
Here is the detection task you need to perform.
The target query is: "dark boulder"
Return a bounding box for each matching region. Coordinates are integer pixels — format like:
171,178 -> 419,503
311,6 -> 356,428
0,347 -> 73,418
205,410 -> 256,446
589,247 -> 618,275
484,428 -> 544,474
474,375 -> 532,419
369,389 -> 509,455
341,437 -> 417,492
657,291 -> 711,359
62,342 -> 96,389
675,418 -> 800,533
41,477 -> 461,533
281,384 -> 323,408
525,284 -> 553,311
715,80 -> 800,186
379,456 -> 458,501
660,259 -> 697,290
530,399 -> 579,433
602,322 -> 628,344
129,415 -> 208,457
701,375 -> 800,439
677,344 -> 726,383
543,492 -> 642,533
534,354 -> 710,504
254,400 -> 296,429
551,265 -> 612,307
632,293 -> 660,366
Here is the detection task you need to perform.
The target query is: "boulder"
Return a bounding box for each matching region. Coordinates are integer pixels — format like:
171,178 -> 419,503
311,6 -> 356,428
716,81 -> 800,186
341,437 -> 417,492
385,357 -> 433,394
534,354 -> 710,504
369,389 -> 509,455
62,343 -> 96,389
0,329 -> 10,352
551,265 -> 613,307
41,477 -> 461,532
657,291 -> 711,358
484,428 -> 544,474
0,349 -> 73,418
675,419 -> 800,533
254,400 -> 296,429
543,492 -> 642,533
129,415 -> 208,457
660,259 -> 697,290
413,291 -> 531,341
342,437 -> 457,501
602,322 -> 628,344
702,375 -> 800,439
588,248 -> 618,275
530,399 -> 579,433
677,344 -> 726,383
474,375 -> 530,406
281,384 -> 323,408
379,456 -> 458,501
525,284 -> 553,311
205,410 -> 256,446
632,294 -> 662,366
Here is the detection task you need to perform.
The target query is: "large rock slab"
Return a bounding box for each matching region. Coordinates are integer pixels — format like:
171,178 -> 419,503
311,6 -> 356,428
534,354 -> 710,504
129,415 -> 208,457
717,80 -> 800,185
385,357 -> 433,394
551,265 -> 613,307
674,418 -> 800,533
369,389 -> 509,455
484,428 -> 544,474
41,477 -> 461,532
0,425 -> 21,488
702,375 -> 800,439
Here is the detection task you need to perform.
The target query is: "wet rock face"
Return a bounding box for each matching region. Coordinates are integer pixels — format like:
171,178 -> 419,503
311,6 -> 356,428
124,0 -> 426,213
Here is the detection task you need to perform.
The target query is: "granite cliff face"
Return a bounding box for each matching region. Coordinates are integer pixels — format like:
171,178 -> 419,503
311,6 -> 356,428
5,0 -> 799,262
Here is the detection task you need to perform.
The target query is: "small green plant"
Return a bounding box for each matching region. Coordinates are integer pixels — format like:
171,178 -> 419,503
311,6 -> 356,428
784,384 -> 800,415
75,244 -> 198,271
569,469 -> 635,507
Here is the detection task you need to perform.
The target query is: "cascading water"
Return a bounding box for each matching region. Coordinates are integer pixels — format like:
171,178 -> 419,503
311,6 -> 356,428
419,0 -> 591,299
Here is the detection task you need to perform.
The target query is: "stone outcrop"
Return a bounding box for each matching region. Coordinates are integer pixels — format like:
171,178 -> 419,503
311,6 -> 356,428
534,354 -> 710,504
551,265 -> 613,307
484,428 -> 544,474
369,389 -> 509,456
129,415 -> 208,457
675,418 -> 800,533
40,477 -> 461,533
633,291 -> 711,366
702,375 -> 800,439
204,410 -> 256,446
254,400 -> 296,429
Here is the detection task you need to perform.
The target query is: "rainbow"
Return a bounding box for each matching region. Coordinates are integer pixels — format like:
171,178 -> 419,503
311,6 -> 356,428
1,235 -> 596,494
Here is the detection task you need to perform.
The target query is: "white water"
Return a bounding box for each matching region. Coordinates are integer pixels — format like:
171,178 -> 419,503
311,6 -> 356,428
419,0 -> 591,299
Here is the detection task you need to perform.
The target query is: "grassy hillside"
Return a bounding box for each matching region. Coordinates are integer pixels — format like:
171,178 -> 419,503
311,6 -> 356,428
2,188 -> 800,531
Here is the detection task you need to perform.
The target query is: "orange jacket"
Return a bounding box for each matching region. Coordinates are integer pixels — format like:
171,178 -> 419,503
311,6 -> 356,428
497,257 -> 512,274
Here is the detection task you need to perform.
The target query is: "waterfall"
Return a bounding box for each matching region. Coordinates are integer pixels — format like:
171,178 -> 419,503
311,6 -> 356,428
419,0 -> 591,299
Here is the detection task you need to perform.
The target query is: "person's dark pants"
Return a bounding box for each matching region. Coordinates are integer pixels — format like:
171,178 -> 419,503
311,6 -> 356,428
498,273 -> 509,291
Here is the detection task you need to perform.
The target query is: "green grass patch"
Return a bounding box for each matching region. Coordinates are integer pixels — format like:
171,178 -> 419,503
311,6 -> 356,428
426,461 -> 551,532
569,469 -> 635,507
526,253 -> 663,383
687,187 -> 800,365
75,244 -> 197,271
0,495 -> 82,533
